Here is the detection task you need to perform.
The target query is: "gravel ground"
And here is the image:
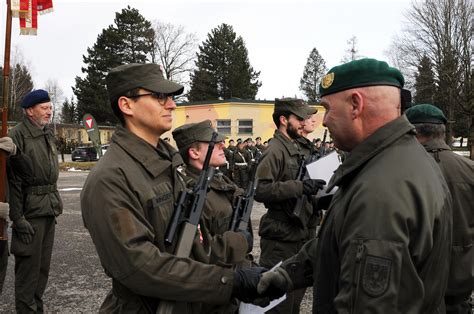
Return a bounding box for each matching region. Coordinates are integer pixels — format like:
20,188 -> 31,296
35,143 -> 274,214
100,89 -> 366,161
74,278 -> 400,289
0,171 -> 313,313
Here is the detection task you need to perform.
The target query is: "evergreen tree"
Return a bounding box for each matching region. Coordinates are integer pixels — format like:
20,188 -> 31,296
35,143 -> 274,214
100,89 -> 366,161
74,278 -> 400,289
60,97 -> 78,124
299,48 -> 327,102
73,6 -> 155,124
188,23 -> 261,101
413,55 -> 436,104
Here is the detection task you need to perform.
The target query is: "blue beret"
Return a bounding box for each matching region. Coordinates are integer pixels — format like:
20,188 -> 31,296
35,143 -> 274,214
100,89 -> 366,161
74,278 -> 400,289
21,89 -> 51,108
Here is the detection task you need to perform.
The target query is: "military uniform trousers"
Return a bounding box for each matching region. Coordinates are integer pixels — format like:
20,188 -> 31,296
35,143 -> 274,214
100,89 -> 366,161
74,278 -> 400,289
11,216 -> 55,313
259,238 -> 306,314
0,238 -> 8,295
233,165 -> 249,189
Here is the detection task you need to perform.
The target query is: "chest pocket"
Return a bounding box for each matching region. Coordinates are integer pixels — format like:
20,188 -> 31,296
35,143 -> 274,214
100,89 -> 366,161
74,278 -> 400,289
146,181 -> 174,251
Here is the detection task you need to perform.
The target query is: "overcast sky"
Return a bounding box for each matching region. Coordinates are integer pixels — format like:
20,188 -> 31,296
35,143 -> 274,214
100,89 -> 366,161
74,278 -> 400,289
1,0 -> 412,103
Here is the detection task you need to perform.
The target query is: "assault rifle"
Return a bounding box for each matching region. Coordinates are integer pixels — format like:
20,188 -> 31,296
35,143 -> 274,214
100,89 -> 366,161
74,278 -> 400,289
319,129 -> 328,157
157,132 -> 218,314
229,150 -> 262,232
292,154 -> 307,219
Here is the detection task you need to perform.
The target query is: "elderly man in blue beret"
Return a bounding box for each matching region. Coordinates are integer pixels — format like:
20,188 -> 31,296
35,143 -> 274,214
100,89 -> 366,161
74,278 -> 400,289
255,59 -> 453,313
7,89 -> 62,312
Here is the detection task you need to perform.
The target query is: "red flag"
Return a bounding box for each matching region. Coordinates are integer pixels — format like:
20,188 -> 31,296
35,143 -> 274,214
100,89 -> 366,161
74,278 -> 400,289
13,0 -> 53,35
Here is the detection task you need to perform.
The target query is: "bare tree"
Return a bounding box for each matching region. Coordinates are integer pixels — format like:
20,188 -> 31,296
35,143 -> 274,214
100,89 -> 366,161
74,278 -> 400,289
44,79 -> 64,129
151,21 -> 198,93
341,36 -> 362,63
8,47 -> 34,121
388,0 -> 473,153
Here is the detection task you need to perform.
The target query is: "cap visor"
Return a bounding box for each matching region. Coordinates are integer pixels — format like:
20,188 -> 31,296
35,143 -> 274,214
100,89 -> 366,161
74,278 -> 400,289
144,79 -> 184,96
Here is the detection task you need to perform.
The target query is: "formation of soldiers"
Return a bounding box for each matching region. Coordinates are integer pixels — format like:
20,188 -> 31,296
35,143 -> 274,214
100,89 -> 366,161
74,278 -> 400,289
221,137 -> 335,189
0,58 -> 472,314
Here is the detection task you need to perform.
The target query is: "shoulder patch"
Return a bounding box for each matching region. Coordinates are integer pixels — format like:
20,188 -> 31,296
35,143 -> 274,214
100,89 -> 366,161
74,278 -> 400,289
362,255 -> 391,297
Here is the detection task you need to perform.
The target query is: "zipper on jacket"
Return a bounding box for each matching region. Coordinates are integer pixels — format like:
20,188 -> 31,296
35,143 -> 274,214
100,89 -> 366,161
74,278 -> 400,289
351,241 -> 365,313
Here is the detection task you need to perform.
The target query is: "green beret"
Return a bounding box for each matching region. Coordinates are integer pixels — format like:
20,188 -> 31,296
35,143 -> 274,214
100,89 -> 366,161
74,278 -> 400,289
405,104 -> 447,125
172,120 -> 225,150
319,58 -> 404,97
274,98 -> 317,119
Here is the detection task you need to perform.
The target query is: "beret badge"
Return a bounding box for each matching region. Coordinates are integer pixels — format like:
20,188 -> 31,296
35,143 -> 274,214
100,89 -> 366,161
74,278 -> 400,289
321,72 -> 334,89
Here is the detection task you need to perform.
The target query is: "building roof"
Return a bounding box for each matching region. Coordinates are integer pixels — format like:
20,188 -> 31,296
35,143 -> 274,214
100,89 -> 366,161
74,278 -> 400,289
176,98 -> 275,107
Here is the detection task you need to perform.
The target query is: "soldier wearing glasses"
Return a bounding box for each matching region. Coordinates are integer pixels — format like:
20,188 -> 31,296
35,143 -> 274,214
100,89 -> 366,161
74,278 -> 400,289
80,63 -> 271,312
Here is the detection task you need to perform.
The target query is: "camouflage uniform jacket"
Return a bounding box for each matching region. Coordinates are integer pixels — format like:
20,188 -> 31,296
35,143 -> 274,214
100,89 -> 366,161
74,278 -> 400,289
282,116 -> 452,313
81,126 -> 233,313
422,138 -> 473,298
8,117 -> 62,221
254,130 -> 313,242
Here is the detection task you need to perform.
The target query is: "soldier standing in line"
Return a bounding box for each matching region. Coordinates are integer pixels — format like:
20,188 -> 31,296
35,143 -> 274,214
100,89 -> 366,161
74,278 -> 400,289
406,104 -> 474,314
8,89 -> 63,312
254,98 -> 325,314
256,58 -> 452,313
80,63 -> 274,313
255,137 -> 265,151
172,120 -> 256,314
233,140 -> 250,189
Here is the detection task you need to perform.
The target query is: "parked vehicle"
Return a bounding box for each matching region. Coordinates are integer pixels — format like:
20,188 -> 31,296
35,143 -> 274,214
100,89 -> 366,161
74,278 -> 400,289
101,144 -> 110,156
71,146 -> 98,162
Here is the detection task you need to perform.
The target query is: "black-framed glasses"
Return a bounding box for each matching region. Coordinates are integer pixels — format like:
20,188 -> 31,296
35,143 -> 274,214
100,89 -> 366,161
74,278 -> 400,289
128,92 -> 173,103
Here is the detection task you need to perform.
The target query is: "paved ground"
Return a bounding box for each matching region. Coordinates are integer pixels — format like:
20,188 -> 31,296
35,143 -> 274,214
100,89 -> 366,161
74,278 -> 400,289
0,171 -> 312,313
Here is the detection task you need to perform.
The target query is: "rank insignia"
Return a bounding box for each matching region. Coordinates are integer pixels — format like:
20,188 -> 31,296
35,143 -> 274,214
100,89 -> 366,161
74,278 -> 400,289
321,72 -> 334,89
362,255 -> 391,297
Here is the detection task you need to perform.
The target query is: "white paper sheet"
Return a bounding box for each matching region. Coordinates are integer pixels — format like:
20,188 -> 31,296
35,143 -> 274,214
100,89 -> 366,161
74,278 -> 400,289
239,262 -> 287,314
305,151 -> 342,197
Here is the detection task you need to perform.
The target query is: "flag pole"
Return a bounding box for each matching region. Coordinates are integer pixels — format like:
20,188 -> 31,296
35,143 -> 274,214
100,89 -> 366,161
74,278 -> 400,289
0,0 -> 13,239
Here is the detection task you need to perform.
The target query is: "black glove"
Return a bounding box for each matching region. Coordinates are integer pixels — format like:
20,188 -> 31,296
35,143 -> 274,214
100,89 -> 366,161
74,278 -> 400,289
233,267 -> 267,303
13,216 -> 35,244
257,267 -> 292,295
302,179 -> 326,195
239,229 -> 253,253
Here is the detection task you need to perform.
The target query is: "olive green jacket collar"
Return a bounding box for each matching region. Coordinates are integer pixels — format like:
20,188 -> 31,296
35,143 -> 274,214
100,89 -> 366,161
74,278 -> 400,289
22,117 -> 53,137
422,138 -> 451,152
112,126 -> 184,178
273,129 -> 303,157
328,116 -> 416,191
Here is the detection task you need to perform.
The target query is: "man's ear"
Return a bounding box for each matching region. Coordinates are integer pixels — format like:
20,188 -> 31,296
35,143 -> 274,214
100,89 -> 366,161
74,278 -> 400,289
25,107 -> 33,118
279,115 -> 288,127
188,147 -> 200,160
118,96 -> 134,118
349,91 -> 364,120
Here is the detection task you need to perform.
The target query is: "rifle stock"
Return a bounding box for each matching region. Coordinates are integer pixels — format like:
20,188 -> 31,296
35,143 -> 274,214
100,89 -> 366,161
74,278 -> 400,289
229,151 -> 261,231
292,154 -> 307,219
158,132 -> 218,314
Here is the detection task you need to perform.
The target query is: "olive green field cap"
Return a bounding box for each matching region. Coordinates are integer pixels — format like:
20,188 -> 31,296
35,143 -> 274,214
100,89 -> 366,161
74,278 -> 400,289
172,120 -> 225,150
106,63 -> 184,101
405,104 -> 447,125
274,98 -> 317,119
319,58 -> 404,97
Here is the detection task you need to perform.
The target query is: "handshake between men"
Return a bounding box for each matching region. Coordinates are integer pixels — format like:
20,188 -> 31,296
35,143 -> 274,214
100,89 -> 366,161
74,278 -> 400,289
232,266 -> 293,306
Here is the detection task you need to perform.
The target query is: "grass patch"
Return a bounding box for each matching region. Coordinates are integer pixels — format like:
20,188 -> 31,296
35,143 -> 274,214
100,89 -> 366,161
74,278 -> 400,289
59,161 -> 97,171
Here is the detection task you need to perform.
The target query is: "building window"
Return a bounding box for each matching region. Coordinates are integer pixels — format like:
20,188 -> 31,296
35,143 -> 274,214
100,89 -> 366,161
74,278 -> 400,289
216,119 -> 231,134
238,119 -> 253,134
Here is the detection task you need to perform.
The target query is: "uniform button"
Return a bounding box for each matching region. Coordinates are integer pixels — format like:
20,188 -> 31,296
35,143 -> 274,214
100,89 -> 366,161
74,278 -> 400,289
221,276 -> 228,284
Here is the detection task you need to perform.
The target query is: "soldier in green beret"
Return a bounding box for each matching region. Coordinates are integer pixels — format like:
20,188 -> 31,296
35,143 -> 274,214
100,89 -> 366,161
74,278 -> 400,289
254,98 -> 325,314
81,63 -> 273,313
173,120 -> 257,313
406,104 -> 473,314
256,58 -> 453,313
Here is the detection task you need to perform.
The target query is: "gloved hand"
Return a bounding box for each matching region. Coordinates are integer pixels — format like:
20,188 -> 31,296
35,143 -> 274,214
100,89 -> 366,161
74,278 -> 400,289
233,267 -> 267,303
0,137 -> 16,156
302,179 -> 326,195
13,216 -> 35,244
0,203 -> 9,220
257,267 -> 293,296
239,229 -> 253,253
